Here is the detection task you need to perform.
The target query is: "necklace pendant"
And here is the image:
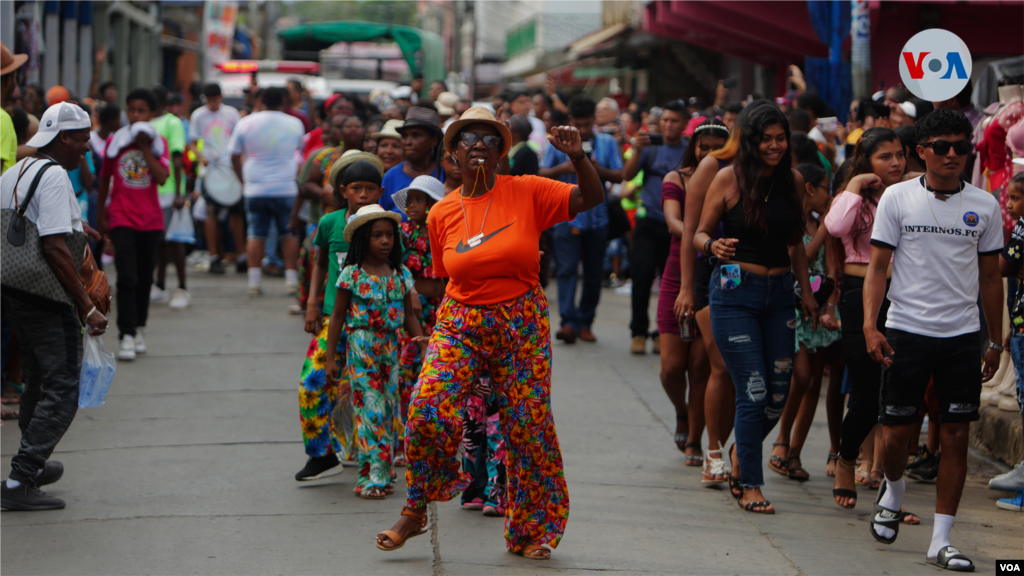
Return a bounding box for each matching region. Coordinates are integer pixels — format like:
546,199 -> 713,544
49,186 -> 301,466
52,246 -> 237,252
467,233 -> 484,247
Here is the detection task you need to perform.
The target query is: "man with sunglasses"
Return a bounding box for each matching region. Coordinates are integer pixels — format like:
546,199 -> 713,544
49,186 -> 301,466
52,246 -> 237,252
861,108 -> 1002,571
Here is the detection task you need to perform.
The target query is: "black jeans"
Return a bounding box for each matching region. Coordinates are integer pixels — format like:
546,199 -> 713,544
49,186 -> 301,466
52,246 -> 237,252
109,228 -> 162,338
630,217 -> 672,337
2,297 -> 82,482
838,275 -> 891,462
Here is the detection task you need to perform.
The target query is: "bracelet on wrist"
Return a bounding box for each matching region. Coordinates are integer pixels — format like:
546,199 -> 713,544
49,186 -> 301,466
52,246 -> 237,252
570,152 -> 588,164
704,239 -> 713,256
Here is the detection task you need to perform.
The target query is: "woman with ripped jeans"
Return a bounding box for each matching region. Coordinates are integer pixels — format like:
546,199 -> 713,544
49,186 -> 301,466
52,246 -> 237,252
694,104 -> 818,514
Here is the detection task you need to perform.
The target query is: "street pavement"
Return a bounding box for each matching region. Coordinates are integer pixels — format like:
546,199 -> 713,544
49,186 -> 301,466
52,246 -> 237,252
2,269 -> 1022,575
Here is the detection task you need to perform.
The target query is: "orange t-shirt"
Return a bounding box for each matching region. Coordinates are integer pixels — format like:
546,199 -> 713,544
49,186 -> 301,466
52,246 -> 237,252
428,174 -> 574,305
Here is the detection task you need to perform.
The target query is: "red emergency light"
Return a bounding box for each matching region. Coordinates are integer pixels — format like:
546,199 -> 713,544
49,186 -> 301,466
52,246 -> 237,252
215,60 -> 320,75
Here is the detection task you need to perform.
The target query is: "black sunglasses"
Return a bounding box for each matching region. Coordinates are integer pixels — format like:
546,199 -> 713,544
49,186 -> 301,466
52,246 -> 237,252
921,139 -> 972,156
460,132 -> 502,149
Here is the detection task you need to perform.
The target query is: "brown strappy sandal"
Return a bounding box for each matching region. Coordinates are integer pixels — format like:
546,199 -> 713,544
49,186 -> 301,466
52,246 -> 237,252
518,544 -> 552,560
375,507 -> 429,551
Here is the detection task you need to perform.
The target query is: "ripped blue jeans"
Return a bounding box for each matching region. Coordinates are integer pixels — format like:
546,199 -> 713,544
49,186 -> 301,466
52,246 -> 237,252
710,266 -> 796,489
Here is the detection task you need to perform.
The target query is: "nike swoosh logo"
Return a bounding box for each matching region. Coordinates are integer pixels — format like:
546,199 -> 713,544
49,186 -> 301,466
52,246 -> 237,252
873,511 -> 898,523
455,222 -> 516,253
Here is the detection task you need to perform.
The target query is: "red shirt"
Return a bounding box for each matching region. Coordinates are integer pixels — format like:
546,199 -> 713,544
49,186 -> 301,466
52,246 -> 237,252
101,136 -> 170,232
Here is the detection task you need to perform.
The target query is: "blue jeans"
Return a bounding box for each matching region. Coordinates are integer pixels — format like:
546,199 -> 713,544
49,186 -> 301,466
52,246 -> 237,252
710,266 -> 796,488
553,223 -> 608,331
1010,334 -> 1024,414
245,196 -> 295,241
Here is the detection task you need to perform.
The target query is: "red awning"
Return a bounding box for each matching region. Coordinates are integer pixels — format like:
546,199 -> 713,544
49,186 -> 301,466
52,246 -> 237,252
644,1 -> 827,66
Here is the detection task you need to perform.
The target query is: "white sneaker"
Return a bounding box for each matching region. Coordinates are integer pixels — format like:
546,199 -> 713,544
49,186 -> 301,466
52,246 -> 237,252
134,329 -> 147,354
169,289 -> 191,310
247,284 -> 262,296
990,462 -> 1024,491
284,280 -> 299,296
150,286 -> 169,303
118,335 -> 136,361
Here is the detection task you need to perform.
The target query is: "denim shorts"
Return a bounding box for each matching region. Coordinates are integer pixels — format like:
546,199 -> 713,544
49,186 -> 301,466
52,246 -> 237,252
1010,334 -> 1024,414
245,196 -> 295,240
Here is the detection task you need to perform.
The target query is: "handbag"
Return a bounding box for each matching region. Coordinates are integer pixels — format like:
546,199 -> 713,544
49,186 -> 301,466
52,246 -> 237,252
1,160 -> 88,308
80,244 -> 111,315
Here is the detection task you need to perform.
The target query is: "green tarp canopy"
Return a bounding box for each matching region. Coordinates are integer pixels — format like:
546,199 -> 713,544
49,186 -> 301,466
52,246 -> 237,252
277,20 -> 444,84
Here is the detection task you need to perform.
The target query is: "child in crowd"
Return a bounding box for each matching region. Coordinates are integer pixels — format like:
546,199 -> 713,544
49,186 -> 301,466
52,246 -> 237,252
324,205 -> 425,499
391,175 -> 446,465
295,156 -> 385,482
97,88 -> 170,362
997,172 -> 1024,512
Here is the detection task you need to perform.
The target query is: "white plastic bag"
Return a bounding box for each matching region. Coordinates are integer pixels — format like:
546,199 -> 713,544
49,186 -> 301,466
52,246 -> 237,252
79,335 -> 116,408
166,207 -> 196,244
192,195 -> 207,223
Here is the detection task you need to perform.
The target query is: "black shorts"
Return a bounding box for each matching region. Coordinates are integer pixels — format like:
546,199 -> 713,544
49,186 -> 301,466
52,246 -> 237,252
879,328 -> 982,425
202,180 -> 245,216
694,256 -> 714,311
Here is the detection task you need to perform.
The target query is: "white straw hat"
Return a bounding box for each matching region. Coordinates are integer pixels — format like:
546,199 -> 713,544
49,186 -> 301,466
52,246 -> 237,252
391,175 -> 446,214
344,204 -> 403,243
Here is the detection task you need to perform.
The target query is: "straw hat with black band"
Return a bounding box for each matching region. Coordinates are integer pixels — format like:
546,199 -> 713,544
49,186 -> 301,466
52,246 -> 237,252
329,150 -> 384,191
444,106 -> 512,159
343,204 -> 402,243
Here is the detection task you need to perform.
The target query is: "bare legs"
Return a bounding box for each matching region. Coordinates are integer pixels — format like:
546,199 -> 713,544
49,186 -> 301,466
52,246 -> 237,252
697,307 -> 734,482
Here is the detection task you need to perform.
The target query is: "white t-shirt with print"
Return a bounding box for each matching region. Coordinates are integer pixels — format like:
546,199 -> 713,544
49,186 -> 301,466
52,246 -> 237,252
1,158 -> 83,236
870,177 -> 1003,337
189,104 -> 241,167
228,111 -> 304,198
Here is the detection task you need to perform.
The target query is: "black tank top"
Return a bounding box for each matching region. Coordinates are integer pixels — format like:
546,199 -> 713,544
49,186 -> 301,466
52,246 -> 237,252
721,175 -> 801,268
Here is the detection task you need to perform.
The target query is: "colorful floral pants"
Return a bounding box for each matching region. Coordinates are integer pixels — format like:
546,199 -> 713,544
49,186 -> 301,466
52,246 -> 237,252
348,327 -> 400,490
405,284 -> 568,552
460,375 -> 508,512
299,318 -> 354,459
396,294 -> 439,446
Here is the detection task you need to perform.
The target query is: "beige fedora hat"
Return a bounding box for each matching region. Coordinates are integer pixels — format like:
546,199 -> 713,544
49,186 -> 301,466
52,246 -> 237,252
371,119 -> 404,141
443,106 -> 512,158
344,204 -> 402,243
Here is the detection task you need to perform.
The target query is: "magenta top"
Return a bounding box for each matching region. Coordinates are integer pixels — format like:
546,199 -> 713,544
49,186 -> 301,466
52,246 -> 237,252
662,181 -> 685,279
824,191 -> 891,265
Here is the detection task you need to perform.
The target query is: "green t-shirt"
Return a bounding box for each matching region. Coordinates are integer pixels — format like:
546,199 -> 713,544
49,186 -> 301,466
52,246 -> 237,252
1,109 -> 16,175
313,208 -> 349,315
151,113 -> 186,204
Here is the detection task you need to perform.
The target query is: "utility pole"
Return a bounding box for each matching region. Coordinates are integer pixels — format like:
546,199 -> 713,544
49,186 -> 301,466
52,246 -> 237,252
851,0 -> 871,101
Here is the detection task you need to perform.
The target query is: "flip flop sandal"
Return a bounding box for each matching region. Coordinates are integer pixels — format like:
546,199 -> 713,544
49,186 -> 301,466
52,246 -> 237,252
926,546 -> 975,572
869,481 -> 901,545
854,468 -> 871,487
786,457 -> 810,482
833,458 -> 857,509
357,486 -> 387,500
376,507 -> 429,551
684,443 -> 703,467
517,544 -> 552,560
899,509 -> 921,525
737,489 -> 775,514
826,453 -> 839,477
768,442 -> 789,476
727,445 -> 743,499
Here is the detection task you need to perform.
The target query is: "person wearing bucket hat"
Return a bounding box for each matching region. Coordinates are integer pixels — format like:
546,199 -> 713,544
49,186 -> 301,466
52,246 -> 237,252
373,119 -> 405,173
322,204 -> 425,499
375,106 -> 603,559
380,107 -> 446,216
295,158 -> 386,483
2,42 -> 29,174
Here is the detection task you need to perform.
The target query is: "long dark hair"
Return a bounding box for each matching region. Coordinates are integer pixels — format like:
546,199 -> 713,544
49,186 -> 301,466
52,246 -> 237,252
677,117 -> 729,174
343,218 -> 404,271
734,104 -> 801,234
840,127 -> 903,244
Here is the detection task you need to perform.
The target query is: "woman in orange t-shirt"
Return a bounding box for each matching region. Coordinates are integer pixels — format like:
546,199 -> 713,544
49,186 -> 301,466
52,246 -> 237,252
375,107 -> 603,559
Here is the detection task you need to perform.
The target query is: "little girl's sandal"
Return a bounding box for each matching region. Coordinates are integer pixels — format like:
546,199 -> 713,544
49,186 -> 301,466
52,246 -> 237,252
518,544 -> 552,560
361,486 -> 387,500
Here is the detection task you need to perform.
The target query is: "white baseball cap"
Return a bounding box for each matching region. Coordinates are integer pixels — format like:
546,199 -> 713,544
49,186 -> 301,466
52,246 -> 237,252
26,102 -> 92,148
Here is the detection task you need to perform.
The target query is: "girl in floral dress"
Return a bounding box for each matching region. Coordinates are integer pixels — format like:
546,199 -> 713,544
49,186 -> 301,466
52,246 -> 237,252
324,205 -> 427,499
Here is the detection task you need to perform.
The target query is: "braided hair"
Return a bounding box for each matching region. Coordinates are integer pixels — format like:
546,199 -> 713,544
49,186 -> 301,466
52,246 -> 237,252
343,218 -> 404,271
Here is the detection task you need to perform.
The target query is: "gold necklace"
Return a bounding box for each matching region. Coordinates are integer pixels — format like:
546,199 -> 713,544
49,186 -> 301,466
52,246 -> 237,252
763,180 -> 775,203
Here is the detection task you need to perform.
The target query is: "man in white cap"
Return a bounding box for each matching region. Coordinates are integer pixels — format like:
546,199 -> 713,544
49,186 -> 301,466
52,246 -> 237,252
1,102 -> 108,510
1,42 -> 29,174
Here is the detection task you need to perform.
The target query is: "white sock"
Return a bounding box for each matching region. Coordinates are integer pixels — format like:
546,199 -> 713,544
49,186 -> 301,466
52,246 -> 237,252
873,476 -> 905,539
285,269 -> 298,284
248,267 -> 262,286
928,513 -> 969,566
6,478 -> 20,489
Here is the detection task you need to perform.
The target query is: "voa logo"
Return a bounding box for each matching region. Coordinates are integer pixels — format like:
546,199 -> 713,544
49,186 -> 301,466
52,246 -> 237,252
899,29 -> 972,102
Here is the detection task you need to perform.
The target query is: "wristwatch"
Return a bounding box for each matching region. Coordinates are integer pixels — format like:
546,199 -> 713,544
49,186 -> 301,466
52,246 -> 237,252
988,342 -> 1005,353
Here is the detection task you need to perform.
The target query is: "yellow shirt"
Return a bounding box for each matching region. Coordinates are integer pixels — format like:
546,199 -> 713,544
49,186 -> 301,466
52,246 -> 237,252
1,109 -> 16,175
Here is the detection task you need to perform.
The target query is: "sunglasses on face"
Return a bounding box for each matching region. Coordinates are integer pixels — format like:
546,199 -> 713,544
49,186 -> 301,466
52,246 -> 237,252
921,139 -> 972,156
460,132 -> 502,149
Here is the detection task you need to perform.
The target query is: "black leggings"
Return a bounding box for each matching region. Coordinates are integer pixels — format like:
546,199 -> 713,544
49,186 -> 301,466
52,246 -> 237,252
109,228 -> 162,339
838,275 -> 891,462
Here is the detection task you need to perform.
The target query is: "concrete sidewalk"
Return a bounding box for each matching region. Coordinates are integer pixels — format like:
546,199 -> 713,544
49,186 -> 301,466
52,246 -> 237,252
2,270 -> 1021,575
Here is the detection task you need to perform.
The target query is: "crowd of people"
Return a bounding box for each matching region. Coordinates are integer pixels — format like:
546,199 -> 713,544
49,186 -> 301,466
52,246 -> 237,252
2,38 -> 1024,571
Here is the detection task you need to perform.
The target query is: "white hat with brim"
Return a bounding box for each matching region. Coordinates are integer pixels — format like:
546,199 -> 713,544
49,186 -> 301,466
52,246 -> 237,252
26,102 -> 92,148
391,175 -> 446,214
344,204 -> 403,243
372,119 -> 404,141
443,106 -> 512,158
898,101 -> 918,119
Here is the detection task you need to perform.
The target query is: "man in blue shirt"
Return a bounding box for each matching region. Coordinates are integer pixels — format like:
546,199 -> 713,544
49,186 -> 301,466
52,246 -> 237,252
622,99 -> 687,354
541,96 -> 623,344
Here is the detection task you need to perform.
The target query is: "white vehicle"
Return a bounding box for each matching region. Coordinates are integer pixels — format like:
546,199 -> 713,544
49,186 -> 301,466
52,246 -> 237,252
211,60 -> 397,109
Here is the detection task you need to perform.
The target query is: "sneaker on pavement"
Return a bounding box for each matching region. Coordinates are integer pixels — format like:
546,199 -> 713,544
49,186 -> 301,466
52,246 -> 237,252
284,280 -> 299,296
150,285 -> 169,303
169,289 -> 191,310
630,335 -> 647,355
247,284 -> 262,297
133,329 -> 147,354
295,455 -> 342,481
990,461 -> 1024,491
118,335 -> 136,361
907,451 -> 940,483
1,479 -> 66,510
208,259 -> 226,274
907,444 -> 931,469
996,488 -> 1024,511
36,461 -> 64,486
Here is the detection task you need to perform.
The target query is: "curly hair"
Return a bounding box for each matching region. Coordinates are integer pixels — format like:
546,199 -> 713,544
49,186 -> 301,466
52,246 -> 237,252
915,108 -> 973,142
343,218 -> 404,271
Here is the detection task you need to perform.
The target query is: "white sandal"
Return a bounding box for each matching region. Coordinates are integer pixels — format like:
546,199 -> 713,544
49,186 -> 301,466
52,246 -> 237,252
702,449 -> 729,485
